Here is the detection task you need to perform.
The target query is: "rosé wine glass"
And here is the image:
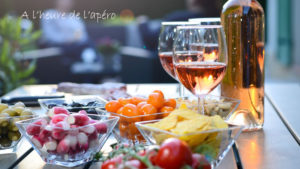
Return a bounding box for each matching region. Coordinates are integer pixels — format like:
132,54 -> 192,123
173,25 -> 228,114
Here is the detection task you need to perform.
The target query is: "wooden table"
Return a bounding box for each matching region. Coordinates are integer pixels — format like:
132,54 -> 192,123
1,83 -> 300,169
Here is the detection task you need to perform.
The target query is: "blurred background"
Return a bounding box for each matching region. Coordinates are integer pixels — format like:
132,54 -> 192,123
0,0 -> 299,96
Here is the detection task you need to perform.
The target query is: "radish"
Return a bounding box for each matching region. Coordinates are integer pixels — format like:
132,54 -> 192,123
51,121 -> 69,140
89,120 -> 107,134
32,136 -> 44,148
43,139 -> 57,151
26,119 -> 47,136
56,138 -> 70,154
78,110 -> 87,115
65,134 -> 78,150
51,114 -> 68,124
39,125 -> 52,141
95,122 -> 107,134
48,107 -> 69,118
77,132 -> 88,145
69,113 -> 90,126
88,131 -> 98,140
80,125 -> 95,135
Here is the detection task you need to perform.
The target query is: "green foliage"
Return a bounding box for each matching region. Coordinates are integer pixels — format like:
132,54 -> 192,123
0,16 -> 41,96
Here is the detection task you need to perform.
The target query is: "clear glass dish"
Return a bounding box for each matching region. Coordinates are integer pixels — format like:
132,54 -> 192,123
0,115 -> 36,154
38,95 -> 107,114
136,120 -> 244,169
16,114 -> 119,167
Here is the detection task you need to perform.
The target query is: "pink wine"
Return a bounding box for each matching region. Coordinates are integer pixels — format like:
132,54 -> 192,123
175,62 -> 227,96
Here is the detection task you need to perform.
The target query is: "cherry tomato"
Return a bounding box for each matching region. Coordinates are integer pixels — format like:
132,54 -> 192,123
159,106 -> 174,113
118,98 -> 132,106
192,153 -> 211,169
131,97 -> 146,105
153,90 -> 164,98
105,100 -> 122,113
155,138 -> 193,169
101,155 -> 123,169
147,93 -> 164,109
122,104 -> 138,117
164,98 -> 176,108
137,101 -> 147,115
140,104 -> 157,121
116,107 -> 124,114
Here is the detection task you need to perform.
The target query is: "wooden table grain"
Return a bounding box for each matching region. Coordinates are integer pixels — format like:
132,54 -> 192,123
0,84 -> 300,169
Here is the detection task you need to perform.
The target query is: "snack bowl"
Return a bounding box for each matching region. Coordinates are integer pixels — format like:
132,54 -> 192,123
0,115 -> 36,153
38,95 -> 107,114
16,114 -> 119,167
176,95 -> 240,119
136,120 -> 244,169
97,109 -> 170,144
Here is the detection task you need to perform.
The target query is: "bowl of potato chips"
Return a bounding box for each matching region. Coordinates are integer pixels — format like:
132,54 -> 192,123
136,104 -> 244,168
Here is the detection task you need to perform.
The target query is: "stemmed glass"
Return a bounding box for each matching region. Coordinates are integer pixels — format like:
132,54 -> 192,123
158,22 -> 198,97
173,25 -> 228,114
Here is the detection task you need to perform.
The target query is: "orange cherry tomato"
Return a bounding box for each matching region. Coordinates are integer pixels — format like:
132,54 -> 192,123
122,104 -> 138,116
117,107 -> 124,114
147,93 -> 164,109
105,100 -> 122,113
140,104 -> 157,121
153,90 -> 164,98
164,98 -> 177,108
118,98 -> 132,106
159,106 -> 174,113
137,101 -> 147,115
131,97 -> 146,105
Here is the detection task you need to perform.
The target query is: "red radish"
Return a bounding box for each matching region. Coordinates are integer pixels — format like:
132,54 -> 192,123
80,125 -> 95,134
78,142 -> 89,151
89,120 -> 107,134
48,107 -> 70,117
32,136 -> 44,148
69,113 -> 90,126
51,121 -> 69,140
56,138 -> 70,154
95,122 -> 107,134
51,114 -> 68,124
43,139 -> 57,151
65,134 -> 78,150
77,132 -> 88,145
69,125 -> 79,135
39,125 -> 52,141
26,119 -> 47,136
48,107 -> 69,118
88,131 -> 98,140
66,115 -> 75,125
78,110 -> 87,115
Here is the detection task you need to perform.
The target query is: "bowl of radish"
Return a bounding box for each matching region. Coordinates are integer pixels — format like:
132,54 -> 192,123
16,107 -> 119,167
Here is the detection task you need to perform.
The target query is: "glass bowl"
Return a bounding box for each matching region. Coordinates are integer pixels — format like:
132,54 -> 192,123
0,115 -> 36,154
136,120 -> 244,169
38,95 -> 107,114
16,114 -> 119,167
176,95 -> 240,119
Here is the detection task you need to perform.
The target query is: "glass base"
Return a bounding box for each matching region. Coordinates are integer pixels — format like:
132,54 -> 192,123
228,109 -> 263,131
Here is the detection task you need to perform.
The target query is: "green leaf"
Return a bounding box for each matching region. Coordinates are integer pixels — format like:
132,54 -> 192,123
17,60 -> 36,79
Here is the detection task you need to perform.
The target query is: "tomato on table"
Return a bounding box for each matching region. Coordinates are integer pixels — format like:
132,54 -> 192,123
140,104 -> 157,121
155,138 -> 193,169
101,155 -> 123,169
137,101 -> 147,115
164,98 -> 177,108
147,93 -> 164,109
105,100 -> 122,113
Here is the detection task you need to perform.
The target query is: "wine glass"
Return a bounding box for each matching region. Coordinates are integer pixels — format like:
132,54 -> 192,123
158,22 -> 199,97
173,25 -> 228,114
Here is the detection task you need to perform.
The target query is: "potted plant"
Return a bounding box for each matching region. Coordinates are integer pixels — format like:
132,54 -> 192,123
0,16 -> 41,96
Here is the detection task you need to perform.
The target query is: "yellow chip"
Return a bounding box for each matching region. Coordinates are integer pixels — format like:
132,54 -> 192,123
210,115 -> 228,129
146,115 -> 178,130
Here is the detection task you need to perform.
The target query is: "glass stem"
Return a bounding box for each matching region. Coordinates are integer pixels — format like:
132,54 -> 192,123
179,83 -> 185,98
198,95 -> 205,115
